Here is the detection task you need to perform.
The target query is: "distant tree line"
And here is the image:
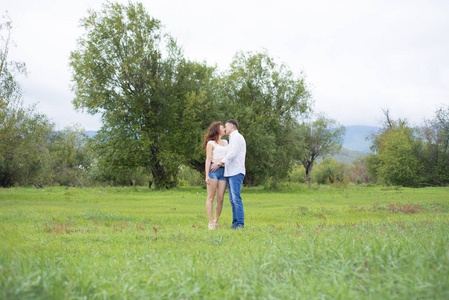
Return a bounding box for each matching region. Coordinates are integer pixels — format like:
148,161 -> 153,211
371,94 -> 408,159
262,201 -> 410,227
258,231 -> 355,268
287,106 -> 449,188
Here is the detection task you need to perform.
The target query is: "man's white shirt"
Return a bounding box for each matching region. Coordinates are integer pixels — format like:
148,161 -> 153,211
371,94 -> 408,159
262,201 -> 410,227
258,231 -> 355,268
222,130 -> 246,177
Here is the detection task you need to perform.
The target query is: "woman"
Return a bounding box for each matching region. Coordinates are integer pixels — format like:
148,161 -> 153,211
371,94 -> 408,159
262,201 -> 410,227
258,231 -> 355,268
203,121 -> 228,230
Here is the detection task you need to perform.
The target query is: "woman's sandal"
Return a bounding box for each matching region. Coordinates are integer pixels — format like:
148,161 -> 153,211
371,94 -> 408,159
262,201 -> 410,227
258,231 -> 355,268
208,223 -> 215,230
214,222 -> 219,229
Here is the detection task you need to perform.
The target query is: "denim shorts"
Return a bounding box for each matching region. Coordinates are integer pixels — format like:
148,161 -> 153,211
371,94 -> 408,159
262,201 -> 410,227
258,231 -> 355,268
209,164 -> 226,181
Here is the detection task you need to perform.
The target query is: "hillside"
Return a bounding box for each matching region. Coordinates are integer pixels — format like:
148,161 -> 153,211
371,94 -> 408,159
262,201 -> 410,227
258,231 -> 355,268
332,147 -> 364,164
322,126 -> 380,164
342,125 -> 379,154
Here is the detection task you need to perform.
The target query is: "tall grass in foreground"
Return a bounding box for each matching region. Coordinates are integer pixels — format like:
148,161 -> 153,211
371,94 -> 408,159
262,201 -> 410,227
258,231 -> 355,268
0,185 -> 448,299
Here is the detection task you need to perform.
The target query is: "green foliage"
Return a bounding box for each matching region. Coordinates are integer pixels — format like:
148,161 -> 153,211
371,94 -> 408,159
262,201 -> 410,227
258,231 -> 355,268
89,164 -> 152,187
0,104 -> 54,187
288,157 -> 373,186
288,163 -> 307,183
46,126 -> 93,186
368,111 -> 426,187
170,63 -> 222,174
1,186 -> 449,299
420,106 -> 449,185
70,2 -> 215,189
177,165 -> 203,187
348,155 -> 374,184
218,50 -> 311,185
374,128 -> 421,186
313,158 -> 349,185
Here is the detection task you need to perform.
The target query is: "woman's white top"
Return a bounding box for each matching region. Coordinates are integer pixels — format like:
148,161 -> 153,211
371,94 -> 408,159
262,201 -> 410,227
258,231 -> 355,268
208,140 -> 228,159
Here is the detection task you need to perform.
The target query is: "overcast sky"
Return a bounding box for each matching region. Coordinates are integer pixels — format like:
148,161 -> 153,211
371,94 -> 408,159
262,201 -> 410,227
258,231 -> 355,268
3,0 -> 449,130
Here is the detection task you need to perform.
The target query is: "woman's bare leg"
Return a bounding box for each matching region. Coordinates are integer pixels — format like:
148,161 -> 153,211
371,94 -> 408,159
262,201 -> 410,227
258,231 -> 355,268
214,180 -> 227,225
206,179 -> 219,224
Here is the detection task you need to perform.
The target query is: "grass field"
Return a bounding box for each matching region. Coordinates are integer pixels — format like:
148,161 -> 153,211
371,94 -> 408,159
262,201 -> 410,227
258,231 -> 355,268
1,184 -> 448,299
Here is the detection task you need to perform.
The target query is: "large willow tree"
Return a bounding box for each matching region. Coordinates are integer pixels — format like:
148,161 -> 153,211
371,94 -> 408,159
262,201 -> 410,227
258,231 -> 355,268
70,2 -> 214,188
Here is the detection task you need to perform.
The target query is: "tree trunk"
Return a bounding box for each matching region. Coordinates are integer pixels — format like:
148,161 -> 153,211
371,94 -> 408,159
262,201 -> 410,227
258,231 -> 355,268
304,161 -> 313,185
244,176 -> 254,187
148,145 -> 177,189
151,161 -> 177,189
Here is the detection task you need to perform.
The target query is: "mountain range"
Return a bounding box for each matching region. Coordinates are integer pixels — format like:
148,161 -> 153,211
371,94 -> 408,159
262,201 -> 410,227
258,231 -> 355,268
342,125 -> 380,154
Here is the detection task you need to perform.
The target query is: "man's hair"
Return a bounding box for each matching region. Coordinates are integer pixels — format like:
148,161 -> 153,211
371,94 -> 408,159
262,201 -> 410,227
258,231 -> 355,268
226,119 -> 238,130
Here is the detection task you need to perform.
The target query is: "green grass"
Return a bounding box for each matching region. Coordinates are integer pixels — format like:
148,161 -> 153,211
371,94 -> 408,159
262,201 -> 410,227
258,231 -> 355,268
1,185 -> 448,299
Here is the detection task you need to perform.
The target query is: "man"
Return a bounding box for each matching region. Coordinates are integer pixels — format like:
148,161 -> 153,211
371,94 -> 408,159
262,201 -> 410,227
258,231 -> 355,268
216,119 -> 246,229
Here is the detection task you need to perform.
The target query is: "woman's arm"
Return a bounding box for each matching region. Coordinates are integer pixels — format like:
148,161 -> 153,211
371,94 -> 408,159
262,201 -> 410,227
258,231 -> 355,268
205,143 -> 214,185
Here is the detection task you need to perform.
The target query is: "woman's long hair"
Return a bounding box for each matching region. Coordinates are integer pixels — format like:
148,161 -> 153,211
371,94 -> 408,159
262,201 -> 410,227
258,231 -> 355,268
202,121 -> 223,149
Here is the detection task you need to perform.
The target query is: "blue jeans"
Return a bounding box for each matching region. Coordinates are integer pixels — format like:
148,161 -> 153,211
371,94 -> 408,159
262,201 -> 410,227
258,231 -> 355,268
226,173 -> 245,228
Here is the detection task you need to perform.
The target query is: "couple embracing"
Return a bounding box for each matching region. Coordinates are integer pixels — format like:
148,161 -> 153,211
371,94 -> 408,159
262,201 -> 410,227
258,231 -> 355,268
202,119 -> 246,230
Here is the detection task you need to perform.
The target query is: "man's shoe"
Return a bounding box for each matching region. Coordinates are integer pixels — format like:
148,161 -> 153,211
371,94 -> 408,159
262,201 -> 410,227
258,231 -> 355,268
231,225 -> 244,229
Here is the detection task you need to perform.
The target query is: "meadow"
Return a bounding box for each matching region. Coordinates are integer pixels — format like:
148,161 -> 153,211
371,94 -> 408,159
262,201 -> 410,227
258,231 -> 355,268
0,184 -> 448,299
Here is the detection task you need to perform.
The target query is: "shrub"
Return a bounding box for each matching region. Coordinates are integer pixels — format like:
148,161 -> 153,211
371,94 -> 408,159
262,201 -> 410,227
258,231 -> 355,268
313,159 -> 349,185
88,164 -> 152,187
349,156 -> 375,184
177,165 -> 203,187
288,164 -> 307,183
